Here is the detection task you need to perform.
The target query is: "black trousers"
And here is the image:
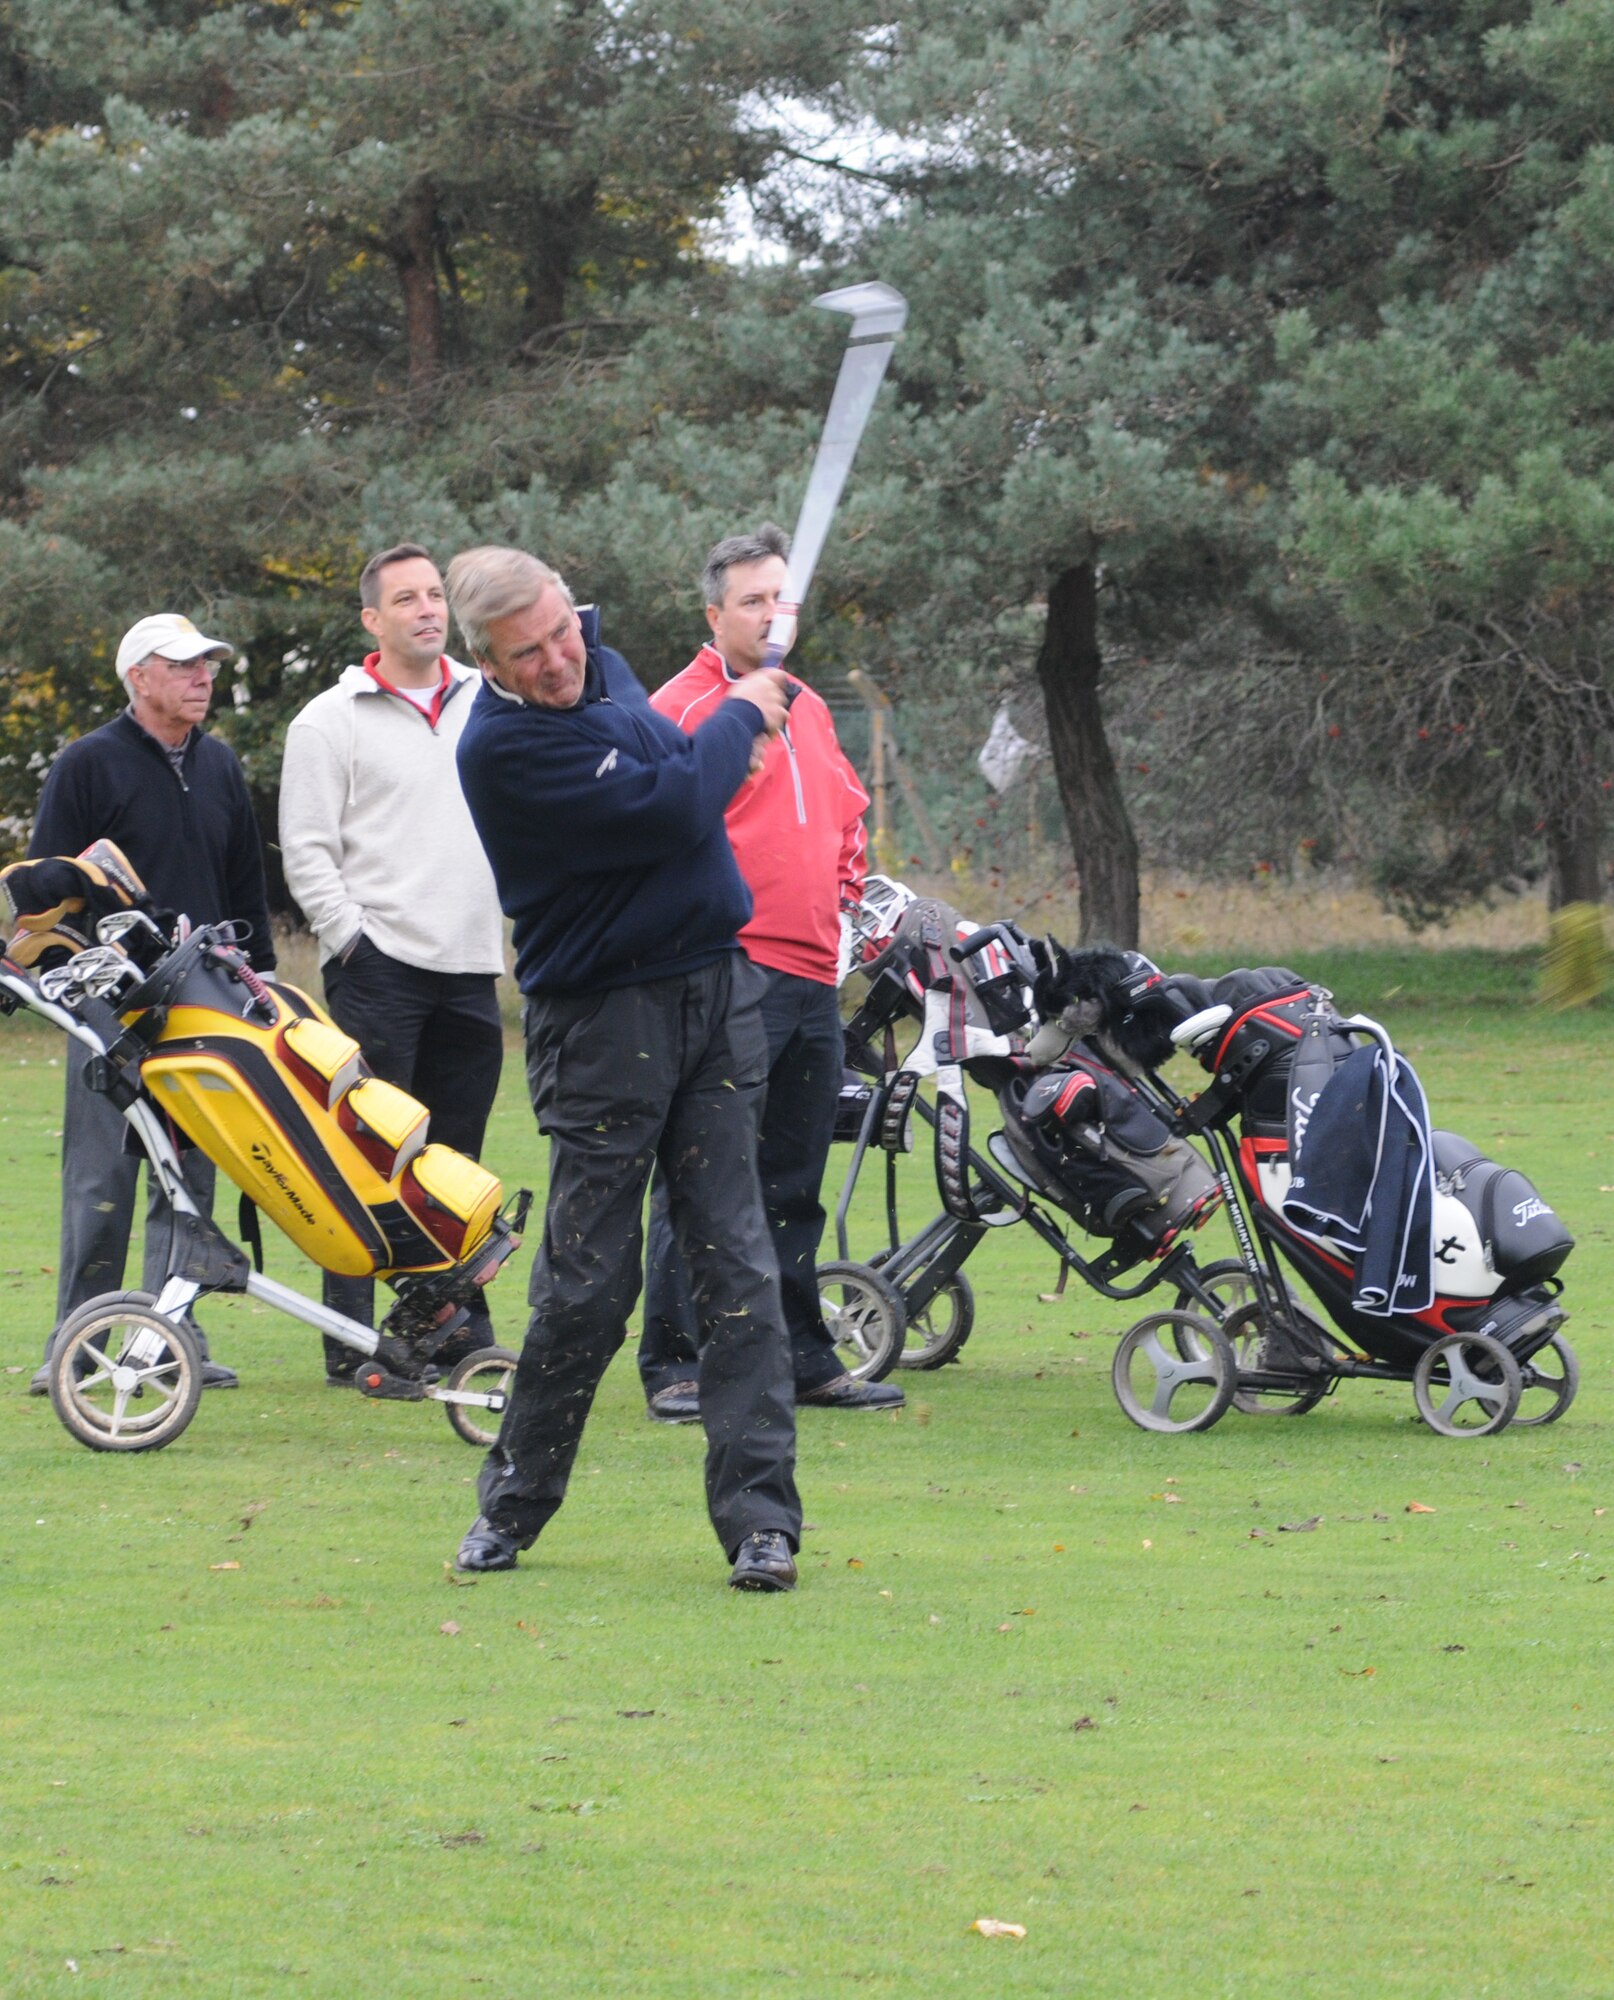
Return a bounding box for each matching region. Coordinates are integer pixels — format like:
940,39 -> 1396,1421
638,966 -> 844,1396
320,937 -> 504,1367
478,955 -> 801,1560
51,1052 -> 217,1351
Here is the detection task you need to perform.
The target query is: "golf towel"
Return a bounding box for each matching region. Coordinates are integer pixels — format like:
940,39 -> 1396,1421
1281,1038 -> 1436,1315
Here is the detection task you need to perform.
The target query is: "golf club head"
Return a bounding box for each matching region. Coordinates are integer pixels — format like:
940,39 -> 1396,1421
812,282 -> 908,339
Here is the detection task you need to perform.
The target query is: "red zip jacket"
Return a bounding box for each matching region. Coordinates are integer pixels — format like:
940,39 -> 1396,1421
651,645 -> 869,984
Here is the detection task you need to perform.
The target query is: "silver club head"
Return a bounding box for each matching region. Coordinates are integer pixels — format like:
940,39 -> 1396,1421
812,281 -> 908,339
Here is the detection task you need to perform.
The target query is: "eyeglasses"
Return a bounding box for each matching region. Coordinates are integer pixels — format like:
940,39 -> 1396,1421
143,654 -> 223,680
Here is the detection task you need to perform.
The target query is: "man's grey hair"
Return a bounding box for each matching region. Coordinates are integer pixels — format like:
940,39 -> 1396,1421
445,546 -> 573,661
702,522 -> 790,611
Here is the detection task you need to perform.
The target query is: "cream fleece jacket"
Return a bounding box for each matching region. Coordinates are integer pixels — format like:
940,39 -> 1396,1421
279,659 -> 505,973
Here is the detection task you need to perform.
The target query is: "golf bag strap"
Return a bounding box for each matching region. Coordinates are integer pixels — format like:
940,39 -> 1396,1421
238,1194 -> 265,1275
916,909 -> 1027,1227
880,1069 -> 919,1152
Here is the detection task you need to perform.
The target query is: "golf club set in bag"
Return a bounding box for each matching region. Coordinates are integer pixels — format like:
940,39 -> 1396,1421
1,844 -> 529,1453
821,875 -> 1577,1438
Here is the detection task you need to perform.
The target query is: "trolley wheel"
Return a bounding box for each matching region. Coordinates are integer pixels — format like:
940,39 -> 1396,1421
1511,1334 -> 1579,1428
895,1271 -> 975,1370
1219,1301 -> 1332,1417
1412,1332 -> 1522,1437
1112,1310 -> 1237,1434
1174,1256 -> 1260,1320
48,1293 -> 203,1453
441,1345 -> 519,1448
816,1261 -> 906,1381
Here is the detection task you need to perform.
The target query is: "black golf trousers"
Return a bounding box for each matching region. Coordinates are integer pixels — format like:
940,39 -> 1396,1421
639,965 -> 845,1396
319,937 -> 504,1366
477,954 -> 801,1560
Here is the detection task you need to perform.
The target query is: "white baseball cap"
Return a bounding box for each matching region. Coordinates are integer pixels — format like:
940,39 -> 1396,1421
115,613 -> 235,685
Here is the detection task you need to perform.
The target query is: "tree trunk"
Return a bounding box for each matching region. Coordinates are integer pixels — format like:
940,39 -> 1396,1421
394,182 -> 444,395
1035,560 -> 1140,947
1545,790 -> 1604,908
518,195 -> 590,350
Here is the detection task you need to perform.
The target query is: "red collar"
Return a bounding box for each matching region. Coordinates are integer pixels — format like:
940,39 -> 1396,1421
364,653 -> 451,726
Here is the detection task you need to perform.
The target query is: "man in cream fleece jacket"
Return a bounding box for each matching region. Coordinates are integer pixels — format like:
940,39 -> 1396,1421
279,541 -> 506,1381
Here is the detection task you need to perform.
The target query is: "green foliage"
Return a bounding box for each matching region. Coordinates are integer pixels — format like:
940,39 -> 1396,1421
0,0 -> 884,853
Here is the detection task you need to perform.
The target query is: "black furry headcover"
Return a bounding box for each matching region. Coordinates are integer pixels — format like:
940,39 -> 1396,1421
1034,943 -> 1188,1073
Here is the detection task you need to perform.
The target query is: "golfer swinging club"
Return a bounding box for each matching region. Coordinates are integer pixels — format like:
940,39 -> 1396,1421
445,546 -> 804,1592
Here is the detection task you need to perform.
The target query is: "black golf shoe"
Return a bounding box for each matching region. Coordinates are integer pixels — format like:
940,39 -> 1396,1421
454,1516 -> 527,1573
728,1531 -> 798,1592
797,1372 -> 905,1411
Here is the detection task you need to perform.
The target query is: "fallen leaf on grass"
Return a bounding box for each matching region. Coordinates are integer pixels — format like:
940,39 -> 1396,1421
846,1557 -> 864,1569
1071,1716 -> 1097,1732
1406,1502 -> 1436,1514
443,1564 -> 478,1587
617,1709 -> 656,1719
1340,1665 -> 1377,1678
437,1830 -> 485,1848
209,1561 -> 241,1572
439,1620 -> 461,1637
971,1918 -> 1027,1940
1278,1517 -> 1322,1533
1441,1644 -> 1466,1654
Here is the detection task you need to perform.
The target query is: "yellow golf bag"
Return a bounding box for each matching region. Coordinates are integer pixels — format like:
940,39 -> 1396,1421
2,845 -> 526,1364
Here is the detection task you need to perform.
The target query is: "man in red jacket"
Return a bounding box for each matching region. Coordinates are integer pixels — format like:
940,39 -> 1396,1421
638,524 -> 903,1418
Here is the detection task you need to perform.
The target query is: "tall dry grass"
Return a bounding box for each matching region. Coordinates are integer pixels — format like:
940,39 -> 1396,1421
903,862 -> 1549,957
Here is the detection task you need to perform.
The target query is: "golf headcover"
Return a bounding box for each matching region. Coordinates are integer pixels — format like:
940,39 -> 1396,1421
0,842 -> 150,971
1022,1066 -> 1101,1137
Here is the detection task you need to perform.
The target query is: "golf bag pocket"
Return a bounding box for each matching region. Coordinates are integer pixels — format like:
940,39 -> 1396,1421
1002,1059 -> 1221,1253
277,1015 -> 366,1109
337,1077 -> 430,1180
400,1145 -> 503,1261
1432,1131 -> 1573,1289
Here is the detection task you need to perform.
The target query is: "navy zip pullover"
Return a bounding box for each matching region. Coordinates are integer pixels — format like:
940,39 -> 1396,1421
28,709 -> 275,968
455,607 -> 762,996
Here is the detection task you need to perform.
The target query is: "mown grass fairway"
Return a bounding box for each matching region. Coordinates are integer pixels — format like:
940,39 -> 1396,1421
2,954 -> 1610,1998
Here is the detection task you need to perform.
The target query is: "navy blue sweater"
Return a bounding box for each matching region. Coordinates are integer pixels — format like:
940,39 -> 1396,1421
29,710 -> 276,969
455,609 -> 762,996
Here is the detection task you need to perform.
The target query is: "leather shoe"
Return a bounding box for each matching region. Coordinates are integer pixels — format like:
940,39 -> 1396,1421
728,1531 -> 797,1592
455,1516 -> 526,1572
647,1379 -> 701,1424
797,1372 -> 905,1411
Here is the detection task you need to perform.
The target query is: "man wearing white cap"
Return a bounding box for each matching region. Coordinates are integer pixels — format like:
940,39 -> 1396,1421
26,611 -> 274,1394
